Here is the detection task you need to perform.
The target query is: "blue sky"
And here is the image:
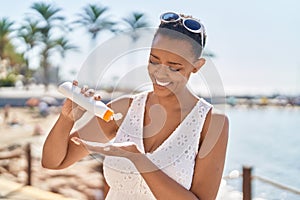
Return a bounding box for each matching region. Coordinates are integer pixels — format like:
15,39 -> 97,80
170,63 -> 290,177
1,0 -> 300,95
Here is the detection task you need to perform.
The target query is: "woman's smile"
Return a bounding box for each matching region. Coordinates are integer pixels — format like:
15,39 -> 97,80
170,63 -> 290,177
155,79 -> 171,87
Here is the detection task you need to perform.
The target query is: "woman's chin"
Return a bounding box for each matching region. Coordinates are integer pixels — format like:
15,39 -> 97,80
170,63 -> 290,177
153,84 -> 174,96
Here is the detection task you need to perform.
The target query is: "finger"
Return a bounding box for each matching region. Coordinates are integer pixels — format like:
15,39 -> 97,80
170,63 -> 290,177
81,85 -> 89,94
71,137 -> 81,145
72,137 -> 100,148
77,139 -> 115,154
72,80 -> 78,86
84,88 -> 95,97
71,137 -> 94,147
94,94 -> 102,101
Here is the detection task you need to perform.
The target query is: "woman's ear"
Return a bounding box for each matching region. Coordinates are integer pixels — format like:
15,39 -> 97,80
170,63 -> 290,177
192,58 -> 206,73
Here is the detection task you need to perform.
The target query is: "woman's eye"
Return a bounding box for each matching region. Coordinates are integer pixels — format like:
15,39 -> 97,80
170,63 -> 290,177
149,60 -> 159,65
168,66 -> 180,72
149,60 -> 180,72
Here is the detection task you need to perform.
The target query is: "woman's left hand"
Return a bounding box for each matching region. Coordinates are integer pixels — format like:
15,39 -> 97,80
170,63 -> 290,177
71,137 -> 142,159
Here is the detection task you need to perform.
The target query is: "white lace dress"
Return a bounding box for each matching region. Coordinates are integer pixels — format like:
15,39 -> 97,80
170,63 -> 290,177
103,92 -> 212,199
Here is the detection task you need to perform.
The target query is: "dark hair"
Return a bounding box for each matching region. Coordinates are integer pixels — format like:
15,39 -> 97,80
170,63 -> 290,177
154,19 -> 206,58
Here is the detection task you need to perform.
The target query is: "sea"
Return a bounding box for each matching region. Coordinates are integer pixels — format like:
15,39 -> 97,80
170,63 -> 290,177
223,105 -> 300,200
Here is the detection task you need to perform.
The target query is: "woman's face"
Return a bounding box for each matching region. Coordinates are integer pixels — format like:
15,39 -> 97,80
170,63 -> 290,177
148,34 -> 201,97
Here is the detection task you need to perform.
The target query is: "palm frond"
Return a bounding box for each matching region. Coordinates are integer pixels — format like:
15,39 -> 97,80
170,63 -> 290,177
0,17 -> 14,38
72,3 -> 115,40
30,2 -> 64,25
122,12 -> 150,31
18,17 -> 42,43
53,37 -> 79,57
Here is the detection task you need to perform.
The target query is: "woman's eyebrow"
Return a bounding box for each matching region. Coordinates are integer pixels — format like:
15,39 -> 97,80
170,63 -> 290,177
150,53 -> 159,59
150,53 -> 182,66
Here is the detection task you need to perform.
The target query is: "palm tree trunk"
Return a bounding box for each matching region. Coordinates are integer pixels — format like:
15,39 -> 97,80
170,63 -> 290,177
41,50 -> 49,91
0,43 -> 5,58
24,57 -> 30,90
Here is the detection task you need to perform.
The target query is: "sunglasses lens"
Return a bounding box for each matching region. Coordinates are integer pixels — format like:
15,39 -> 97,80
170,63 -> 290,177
161,12 -> 180,21
183,19 -> 201,31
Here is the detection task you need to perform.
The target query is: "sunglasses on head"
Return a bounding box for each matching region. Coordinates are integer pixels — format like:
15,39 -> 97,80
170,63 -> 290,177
160,12 -> 205,48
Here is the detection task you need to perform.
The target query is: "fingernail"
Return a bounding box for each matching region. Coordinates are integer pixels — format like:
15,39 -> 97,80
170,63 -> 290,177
71,137 -> 81,145
94,95 -> 101,101
81,85 -> 88,93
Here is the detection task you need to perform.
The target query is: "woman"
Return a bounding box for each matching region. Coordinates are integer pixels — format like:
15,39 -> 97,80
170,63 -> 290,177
42,12 -> 229,200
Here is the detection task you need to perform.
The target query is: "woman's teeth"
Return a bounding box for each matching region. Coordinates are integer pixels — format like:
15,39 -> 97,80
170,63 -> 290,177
156,80 -> 171,87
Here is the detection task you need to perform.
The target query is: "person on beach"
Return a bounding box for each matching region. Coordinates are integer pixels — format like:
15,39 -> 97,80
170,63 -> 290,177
3,104 -> 10,126
42,12 -> 229,200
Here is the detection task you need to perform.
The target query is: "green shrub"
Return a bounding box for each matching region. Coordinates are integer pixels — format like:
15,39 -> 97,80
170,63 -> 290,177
0,74 -> 16,87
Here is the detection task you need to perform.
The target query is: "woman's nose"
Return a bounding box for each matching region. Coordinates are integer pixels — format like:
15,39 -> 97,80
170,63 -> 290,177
155,64 -> 169,77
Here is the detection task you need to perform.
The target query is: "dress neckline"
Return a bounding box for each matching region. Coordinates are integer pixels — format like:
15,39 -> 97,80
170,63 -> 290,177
139,92 -> 201,155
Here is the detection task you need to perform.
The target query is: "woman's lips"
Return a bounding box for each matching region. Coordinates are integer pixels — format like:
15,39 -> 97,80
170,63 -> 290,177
155,79 -> 171,87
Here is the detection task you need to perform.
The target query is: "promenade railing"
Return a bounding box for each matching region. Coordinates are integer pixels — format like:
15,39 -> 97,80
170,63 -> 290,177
223,166 -> 300,200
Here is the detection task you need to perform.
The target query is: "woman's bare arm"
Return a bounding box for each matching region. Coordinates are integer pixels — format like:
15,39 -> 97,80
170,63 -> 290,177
41,96 -> 131,169
190,112 -> 229,199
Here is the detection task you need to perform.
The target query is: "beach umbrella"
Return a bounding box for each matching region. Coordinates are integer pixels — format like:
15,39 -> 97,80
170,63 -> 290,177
25,97 -> 40,107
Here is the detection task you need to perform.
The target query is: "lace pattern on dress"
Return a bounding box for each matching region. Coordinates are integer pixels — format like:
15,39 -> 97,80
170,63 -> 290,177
103,92 -> 212,199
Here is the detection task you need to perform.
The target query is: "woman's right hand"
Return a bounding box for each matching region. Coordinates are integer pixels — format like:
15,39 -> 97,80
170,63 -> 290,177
60,80 -> 101,122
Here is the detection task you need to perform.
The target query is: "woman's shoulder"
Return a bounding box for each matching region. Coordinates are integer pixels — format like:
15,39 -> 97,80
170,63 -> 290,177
211,109 -> 229,124
200,108 -> 229,141
207,109 -> 229,139
207,108 -> 229,130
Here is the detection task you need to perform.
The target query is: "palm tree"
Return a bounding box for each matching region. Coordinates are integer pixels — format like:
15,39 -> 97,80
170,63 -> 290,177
54,37 -> 79,58
30,2 -> 65,34
17,17 -> 41,83
29,2 -> 75,90
0,17 -> 25,77
0,17 -> 14,59
73,3 -> 116,41
121,12 -> 150,41
72,3 -> 116,88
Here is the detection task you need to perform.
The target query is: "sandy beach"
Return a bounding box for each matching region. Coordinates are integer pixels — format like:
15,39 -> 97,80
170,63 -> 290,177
0,106 -> 105,200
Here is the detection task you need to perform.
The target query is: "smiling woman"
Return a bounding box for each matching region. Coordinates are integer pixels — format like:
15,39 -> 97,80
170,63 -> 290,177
42,11 -> 229,200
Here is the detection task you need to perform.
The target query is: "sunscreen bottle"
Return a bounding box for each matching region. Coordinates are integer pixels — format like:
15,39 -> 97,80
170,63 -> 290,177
58,81 -> 120,122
